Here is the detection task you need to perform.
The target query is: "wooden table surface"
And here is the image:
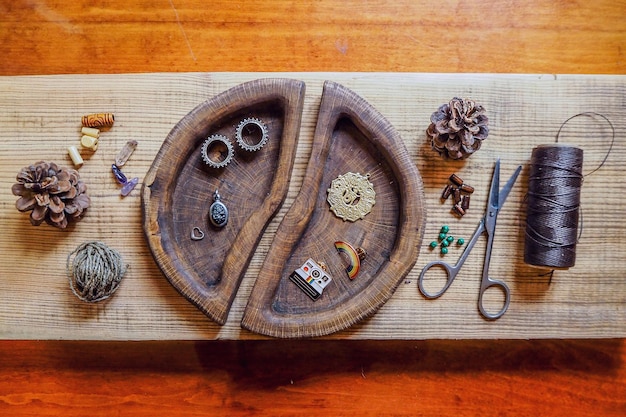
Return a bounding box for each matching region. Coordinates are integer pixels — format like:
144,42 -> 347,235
0,1 -> 624,415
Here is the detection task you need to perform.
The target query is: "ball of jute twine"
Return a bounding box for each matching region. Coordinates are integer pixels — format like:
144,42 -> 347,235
66,241 -> 128,302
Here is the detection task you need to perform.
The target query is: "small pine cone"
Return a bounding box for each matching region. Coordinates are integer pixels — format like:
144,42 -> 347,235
427,97 -> 489,160
11,161 -> 91,229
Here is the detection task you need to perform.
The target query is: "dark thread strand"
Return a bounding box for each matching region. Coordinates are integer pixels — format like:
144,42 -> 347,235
524,145 -> 583,269
555,112 -> 614,177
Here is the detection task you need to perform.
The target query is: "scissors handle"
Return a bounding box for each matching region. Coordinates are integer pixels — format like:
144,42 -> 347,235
478,277 -> 510,320
418,260 -> 459,299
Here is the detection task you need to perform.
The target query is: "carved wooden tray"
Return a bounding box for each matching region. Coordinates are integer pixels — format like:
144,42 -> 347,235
142,78 -> 306,325
241,81 -> 426,337
143,78 -> 425,337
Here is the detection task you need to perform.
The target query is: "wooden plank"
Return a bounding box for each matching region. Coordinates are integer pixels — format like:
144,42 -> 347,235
2,339 -> 625,416
1,1 -> 624,76
0,72 -> 624,340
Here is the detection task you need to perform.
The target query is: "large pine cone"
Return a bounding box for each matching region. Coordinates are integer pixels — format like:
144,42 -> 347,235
427,97 -> 489,160
11,161 -> 91,228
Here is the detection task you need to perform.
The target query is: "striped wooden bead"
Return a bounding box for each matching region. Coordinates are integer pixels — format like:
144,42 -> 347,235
82,113 -> 115,128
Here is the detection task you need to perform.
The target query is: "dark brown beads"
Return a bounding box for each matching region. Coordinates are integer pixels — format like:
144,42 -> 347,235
461,195 -> 471,211
449,173 -> 464,187
452,188 -> 462,205
440,173 -> 474,217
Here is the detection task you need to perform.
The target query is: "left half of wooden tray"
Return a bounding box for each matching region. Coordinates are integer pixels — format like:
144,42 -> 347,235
142,78 -> 306,325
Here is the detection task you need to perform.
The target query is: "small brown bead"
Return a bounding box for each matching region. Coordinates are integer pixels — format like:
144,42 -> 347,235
461,195 -> 470,210
452,203 -> 466,217
453,188 -> 462,204
82,113 -> 115,128
460,183 -> 475,194
449,173 -> 464,187
441,184 -> 454,200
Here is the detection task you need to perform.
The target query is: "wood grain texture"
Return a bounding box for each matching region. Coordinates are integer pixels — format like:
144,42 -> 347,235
1,1 -> 625,415
241,81 -> 425,337
0,339 -> 624,416
142,78 -> 305,325
1,72 -> 624,340
0,0 -> 624,75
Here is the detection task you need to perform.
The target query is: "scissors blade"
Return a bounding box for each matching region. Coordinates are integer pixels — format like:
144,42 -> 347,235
496,164 -> 522,209
488,159 -> 522,211
487,159 -> 501,210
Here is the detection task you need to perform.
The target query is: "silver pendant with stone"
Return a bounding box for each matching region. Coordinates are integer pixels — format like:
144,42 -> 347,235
209,189 -> 229,228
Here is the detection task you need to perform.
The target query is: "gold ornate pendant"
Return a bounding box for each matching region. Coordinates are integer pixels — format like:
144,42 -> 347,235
327,172 -> 376,222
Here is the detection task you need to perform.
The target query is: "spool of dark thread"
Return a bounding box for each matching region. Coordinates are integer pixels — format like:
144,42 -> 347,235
524,144 -> 583,269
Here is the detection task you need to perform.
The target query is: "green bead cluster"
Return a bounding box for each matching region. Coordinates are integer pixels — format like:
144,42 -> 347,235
428,225 -> 464,255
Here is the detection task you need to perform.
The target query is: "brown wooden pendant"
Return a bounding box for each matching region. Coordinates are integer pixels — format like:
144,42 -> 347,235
241,81 -> 426,338
141,78 -> 306,325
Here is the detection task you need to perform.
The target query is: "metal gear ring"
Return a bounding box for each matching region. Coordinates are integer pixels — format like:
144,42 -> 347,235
201,134 -> 234,168
235,117 -> 269,152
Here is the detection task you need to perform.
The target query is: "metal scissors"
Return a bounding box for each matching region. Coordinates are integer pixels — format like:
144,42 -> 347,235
418,160 -> 522,320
